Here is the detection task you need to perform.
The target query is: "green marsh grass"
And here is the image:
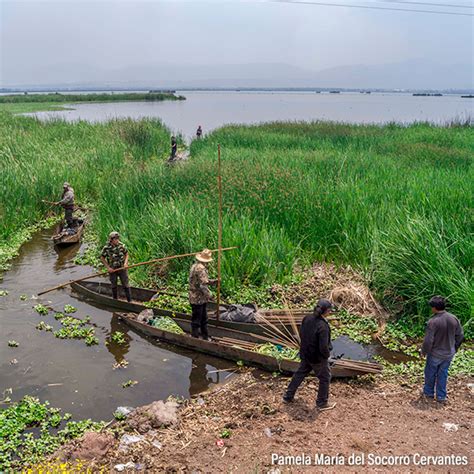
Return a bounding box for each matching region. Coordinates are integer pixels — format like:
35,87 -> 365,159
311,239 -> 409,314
0,112 -> 472,334
0,92 -> 183,104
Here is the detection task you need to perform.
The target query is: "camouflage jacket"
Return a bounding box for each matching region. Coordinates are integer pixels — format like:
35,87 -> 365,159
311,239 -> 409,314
188,263 -> 212,305
59,187 -> 75,208
101,242 -> 128,269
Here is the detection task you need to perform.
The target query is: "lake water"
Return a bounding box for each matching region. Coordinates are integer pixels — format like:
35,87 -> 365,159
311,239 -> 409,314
29,90 -> 473,139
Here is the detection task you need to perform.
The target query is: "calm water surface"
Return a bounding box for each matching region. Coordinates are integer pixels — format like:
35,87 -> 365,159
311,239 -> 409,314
30,91 -> 473,139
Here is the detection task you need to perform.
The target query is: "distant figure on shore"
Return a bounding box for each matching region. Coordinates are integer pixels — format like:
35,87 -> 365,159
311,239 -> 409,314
421,296 -> 464,404
56,182 -> 75,228
170,135 -> 177,159
196,125 -> 203,139
283,299 -> 336,412
188,249 -> 218,340
100,231 -> 131,303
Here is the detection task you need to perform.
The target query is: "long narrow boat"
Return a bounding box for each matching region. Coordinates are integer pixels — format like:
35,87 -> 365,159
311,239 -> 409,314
52,218 -> 85,246
71,280 -> 310,340
118,312 -> 382,377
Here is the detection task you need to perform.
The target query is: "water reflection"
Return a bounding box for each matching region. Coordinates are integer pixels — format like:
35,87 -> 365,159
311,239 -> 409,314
53,243 -> 81,272
106,314 -> 131,363
189,353 -> 215,396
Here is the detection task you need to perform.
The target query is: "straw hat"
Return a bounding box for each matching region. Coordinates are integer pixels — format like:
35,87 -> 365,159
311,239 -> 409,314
63,181 -> 70,188
196,248 -> 213,263
109,231 -> 120,240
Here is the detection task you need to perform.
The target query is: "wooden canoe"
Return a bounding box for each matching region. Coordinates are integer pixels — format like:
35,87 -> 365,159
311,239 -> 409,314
118,312 -> 383,377
71,280 -> 309,340
52,218 -> 85,246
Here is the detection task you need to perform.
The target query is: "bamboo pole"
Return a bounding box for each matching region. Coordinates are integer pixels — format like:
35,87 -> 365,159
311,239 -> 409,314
216,144 -> 223,321
37,246 -> 237,296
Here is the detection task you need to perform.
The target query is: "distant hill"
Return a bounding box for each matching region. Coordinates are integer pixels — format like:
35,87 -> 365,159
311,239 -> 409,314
2,59 -> 472,91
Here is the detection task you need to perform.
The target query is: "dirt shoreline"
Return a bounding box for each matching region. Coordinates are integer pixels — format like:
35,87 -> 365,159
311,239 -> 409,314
57,370 -> 473,473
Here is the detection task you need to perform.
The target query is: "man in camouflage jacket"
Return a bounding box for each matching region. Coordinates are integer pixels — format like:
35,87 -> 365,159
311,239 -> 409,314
188,249 -> 218,339
100,232 -> 131,302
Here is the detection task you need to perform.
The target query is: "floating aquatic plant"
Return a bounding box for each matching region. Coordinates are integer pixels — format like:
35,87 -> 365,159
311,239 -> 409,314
110,331 -> 126,345
34,304 -> 49,315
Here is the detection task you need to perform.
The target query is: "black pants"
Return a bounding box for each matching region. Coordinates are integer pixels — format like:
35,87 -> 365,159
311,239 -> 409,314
284,358 -> 331,407
109,270 -> 131,302
191,303 -> 208,339
64,207 -> 74,227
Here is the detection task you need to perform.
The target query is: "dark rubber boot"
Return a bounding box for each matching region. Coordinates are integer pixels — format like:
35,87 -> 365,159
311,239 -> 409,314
124,287 -> 132,303
112,288 -> 118,300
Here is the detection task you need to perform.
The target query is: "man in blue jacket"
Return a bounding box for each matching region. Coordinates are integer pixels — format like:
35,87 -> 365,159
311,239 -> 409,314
283,299 -> 336,411
422,296 -> 464,403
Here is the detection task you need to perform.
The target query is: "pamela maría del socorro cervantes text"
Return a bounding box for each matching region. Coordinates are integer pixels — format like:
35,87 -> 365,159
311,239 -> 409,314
270,452 -> 469,467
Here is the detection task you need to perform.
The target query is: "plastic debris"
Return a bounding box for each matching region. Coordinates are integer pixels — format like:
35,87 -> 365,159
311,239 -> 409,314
114,462 -> 140,472
264,427 -> 273,438
216,439 -> 225,448
115,406 -> 134,417
467,383 -> 474,394
119,434 -> 145,451
152,440 -> 162,449
442,422 -> 459,432
10,359 -> 18,365
196,397 -> 205,406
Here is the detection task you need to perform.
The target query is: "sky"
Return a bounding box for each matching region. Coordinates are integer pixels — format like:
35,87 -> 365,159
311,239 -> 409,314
0,0 -> 473,88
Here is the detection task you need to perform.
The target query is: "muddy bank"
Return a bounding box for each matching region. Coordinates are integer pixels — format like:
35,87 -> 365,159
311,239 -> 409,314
58,370 -> 472,473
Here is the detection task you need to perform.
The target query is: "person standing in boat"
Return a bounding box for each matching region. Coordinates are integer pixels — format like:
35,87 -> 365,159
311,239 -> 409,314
196,125 -> 203,139
188,249 -> 218,340
283,299 -> 336,412
100,231 -> 132,303
170,135 -> 177,159
55,182 -> 75,228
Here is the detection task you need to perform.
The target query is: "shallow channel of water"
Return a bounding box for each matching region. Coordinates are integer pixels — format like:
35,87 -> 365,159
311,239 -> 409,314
0,228 -> 234,421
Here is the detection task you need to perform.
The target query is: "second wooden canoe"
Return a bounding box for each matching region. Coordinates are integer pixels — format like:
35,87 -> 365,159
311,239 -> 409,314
118,312 -> 383,377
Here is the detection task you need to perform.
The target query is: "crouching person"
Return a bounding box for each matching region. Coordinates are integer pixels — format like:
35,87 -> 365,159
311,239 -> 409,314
283,299 -> 336,411
100,231 -> 131,303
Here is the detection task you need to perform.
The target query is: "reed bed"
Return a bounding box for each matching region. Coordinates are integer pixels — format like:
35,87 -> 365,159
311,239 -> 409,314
0,92 -> 183,104
0,112 -> 472,334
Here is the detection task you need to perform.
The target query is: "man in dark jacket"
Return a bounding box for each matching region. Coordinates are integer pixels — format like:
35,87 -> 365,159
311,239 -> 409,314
422,296 -> 464,403
283,299 -> 336,411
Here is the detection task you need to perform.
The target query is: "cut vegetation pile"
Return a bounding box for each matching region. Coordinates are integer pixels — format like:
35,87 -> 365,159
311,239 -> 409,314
0,110 -> 472,335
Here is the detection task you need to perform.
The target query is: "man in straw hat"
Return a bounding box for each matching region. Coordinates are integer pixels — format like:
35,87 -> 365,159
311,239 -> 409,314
188,248 -> 218,340
100,232 -> 132,303
55,182 -> 75,228
283,298 -> 336,412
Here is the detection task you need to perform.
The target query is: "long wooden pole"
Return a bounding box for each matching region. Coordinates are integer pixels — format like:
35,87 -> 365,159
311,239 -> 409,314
37,246 -> 237,296
216,144 -> 223,321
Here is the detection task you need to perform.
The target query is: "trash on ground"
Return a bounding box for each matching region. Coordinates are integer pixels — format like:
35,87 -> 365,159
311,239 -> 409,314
442,422 -> 459,432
